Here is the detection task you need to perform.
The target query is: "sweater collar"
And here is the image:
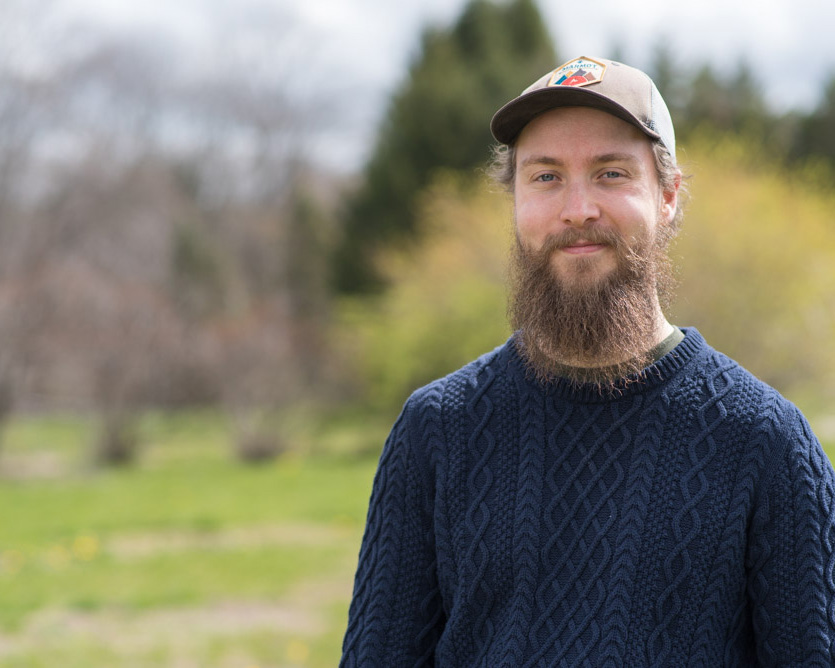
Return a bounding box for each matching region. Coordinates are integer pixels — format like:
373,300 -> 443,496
503,327 -> 707,403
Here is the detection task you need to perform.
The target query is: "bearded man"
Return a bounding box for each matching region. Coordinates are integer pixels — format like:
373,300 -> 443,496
341,57 -> 835,666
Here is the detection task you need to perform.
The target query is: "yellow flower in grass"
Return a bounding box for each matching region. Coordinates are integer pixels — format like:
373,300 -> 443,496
286,638 -> 310,664
72,534 -> 100,561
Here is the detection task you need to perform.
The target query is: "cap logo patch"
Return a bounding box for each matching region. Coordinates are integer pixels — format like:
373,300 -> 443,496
547,57 -> 606,88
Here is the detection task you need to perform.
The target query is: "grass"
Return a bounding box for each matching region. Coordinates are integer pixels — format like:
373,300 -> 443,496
0,409 -> 383,667
3,407 -> 832,667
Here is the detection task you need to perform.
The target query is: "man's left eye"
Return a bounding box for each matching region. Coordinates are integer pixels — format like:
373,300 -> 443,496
602,171 -> 622,179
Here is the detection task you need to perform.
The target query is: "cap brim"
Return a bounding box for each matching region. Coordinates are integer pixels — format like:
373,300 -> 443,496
490,86 -> 661,145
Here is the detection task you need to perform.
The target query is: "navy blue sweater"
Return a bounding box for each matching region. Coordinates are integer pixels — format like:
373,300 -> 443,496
342,328 -> 835,666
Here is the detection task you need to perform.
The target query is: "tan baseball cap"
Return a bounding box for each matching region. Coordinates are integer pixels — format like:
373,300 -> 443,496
490,56 -> 676,159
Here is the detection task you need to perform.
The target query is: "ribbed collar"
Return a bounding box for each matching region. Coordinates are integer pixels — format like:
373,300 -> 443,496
502,327 -> 708,404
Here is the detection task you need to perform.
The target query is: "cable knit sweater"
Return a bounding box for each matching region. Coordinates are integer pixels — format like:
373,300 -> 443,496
341,328 -> 835,666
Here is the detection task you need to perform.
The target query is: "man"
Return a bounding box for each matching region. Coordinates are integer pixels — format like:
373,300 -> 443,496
341,56 -> 835,666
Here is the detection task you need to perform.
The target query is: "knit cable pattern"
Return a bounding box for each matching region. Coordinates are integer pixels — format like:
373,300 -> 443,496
342,328 -> 835,666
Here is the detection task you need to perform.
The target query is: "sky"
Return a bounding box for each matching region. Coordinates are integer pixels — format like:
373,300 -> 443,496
30,0 -> 835,171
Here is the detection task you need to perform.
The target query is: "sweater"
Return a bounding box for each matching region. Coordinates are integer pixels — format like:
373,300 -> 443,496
341,328 -> 835,667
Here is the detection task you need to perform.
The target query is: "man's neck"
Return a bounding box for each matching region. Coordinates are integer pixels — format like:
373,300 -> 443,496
545,320 -> 682,385
656,318 -> 676,346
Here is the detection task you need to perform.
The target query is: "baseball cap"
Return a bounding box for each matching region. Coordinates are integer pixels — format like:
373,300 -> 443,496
490,56 -> 676,160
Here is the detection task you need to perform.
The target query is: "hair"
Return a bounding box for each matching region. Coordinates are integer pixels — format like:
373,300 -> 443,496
488,137 -> 689,233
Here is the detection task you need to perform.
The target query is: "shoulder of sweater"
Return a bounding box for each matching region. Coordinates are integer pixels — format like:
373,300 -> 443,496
688,330 -> 797,412
391,338 -> 512,463
753,384 -> 822,483
704,340 -> 806,426
747,384 -> 832,526
404,337 -> 512,413
697,336 -> 822,481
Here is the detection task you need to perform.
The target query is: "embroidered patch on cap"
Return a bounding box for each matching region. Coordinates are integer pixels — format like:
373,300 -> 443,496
547,56 -> 607,88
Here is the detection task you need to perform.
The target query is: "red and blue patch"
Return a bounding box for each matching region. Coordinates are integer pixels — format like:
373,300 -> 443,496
548,57 -> 607,88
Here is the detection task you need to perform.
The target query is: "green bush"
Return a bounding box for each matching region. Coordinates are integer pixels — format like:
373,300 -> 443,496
671,133 -> 835,415
336,172 -> 512,413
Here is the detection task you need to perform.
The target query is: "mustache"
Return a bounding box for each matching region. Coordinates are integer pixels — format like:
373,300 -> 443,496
519,226 -> 627,256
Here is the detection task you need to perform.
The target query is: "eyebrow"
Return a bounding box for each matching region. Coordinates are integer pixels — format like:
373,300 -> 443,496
518,152 -> 640,170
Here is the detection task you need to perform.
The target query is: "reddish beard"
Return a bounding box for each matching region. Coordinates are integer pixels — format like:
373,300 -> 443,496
508,222 -> 675,387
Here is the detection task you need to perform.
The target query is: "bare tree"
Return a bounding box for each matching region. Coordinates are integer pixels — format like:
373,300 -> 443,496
0,2 -> 344,467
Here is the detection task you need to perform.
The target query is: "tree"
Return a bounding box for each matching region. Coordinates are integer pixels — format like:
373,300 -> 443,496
648,40 -> 687,126
646,46 -> 796,157
0,5 -> 338,465
332,0 -> 557,293
653,57 -> 771,143
791,73 -> 835,164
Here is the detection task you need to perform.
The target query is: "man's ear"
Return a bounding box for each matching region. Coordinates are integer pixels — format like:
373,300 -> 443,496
660,171 -> 682,226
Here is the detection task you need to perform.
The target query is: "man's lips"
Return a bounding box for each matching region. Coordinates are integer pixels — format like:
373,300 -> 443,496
560,240 -> 608,255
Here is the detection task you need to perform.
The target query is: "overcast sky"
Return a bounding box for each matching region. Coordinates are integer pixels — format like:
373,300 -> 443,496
40,0 -> 835,170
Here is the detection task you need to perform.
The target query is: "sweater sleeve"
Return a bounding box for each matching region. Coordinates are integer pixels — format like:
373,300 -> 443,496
341,393 -> 446,667
747,405 -> 835,666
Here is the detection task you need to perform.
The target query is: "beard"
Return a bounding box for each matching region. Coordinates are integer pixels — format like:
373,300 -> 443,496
508,221 -> 675,388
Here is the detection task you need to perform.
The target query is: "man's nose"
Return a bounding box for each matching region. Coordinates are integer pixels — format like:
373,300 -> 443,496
559,182 -> 600,228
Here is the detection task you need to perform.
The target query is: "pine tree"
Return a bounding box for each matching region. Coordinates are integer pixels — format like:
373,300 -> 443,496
792,74 -> 835,164
332,0 -> 556,293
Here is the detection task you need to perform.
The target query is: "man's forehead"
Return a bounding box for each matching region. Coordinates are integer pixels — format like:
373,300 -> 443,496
514,107 -> 655,163
518,105 -> 649,141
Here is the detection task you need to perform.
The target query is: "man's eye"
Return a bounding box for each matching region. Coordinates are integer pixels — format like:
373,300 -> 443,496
535,174 -> 556,182
602,170 -> 623,179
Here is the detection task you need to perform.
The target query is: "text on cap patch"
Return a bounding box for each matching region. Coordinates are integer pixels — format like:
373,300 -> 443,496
547,56 -> 607,88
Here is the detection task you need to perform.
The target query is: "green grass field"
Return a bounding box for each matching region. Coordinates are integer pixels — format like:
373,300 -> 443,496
0,411 -> 382,667
2,410 -> 833,667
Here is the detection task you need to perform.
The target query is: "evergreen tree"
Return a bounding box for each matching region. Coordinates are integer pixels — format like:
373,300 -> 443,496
332,0 -> 556,293
684,64 -> 735,132
669,61 -> 770,140
792,73 -> 835,164
648,40 -> 686,124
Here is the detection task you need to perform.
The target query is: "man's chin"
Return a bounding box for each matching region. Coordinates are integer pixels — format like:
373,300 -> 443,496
549,253 -> 616,286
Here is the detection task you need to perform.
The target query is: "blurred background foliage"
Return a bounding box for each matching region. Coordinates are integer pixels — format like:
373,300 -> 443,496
336,172 -> 511,414
2,0 -> 835,663
0,0 -> 833,460
671,135 -> 835,415
332,0 -> 556,293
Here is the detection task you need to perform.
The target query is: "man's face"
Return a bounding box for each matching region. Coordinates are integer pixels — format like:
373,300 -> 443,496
513,106 -> 678,285
508,105 -> 681,382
